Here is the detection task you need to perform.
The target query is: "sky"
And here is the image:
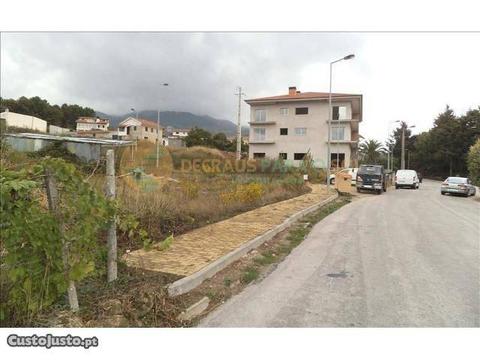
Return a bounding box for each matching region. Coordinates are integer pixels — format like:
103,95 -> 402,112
1,32 -> 479,141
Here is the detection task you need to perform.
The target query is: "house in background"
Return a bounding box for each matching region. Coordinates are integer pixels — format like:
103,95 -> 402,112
76,117 -> 110,132
165,126 -> 190,138
245,86 -> 362,168
117,117 -> 163,143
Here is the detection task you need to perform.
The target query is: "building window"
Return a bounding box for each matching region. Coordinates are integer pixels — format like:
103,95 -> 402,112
294,153 -> 306,160
253,127 -> 266,141
133,126 -> 137,131
331,153 -> 346,168
151,128 -> 154,132
280,128 -> 288,135
295,107 -> 308,115
294,127 -> 306,136
255,109 -> 266,122
279,153 -> 287,160
332,127 -> 345,140
332,105 -> 347,120
144,137 -> 148,140
145,127 -> 149,131
253,152 -> 266,159
280,108 -> 289,116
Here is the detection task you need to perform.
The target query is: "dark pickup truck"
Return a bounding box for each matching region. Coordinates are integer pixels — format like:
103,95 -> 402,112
356,165 -> 387,194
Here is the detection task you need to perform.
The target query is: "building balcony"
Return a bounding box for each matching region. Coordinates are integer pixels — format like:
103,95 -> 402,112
249,121 -> 276,125
328,139 -> 359,146
249,139 -> 275,144
326,118 -> 361,124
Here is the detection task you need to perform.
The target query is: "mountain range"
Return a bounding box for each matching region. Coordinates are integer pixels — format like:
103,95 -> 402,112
97,110 -> 249,135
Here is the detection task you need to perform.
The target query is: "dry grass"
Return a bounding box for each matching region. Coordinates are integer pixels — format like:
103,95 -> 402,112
115,170 -> 309,249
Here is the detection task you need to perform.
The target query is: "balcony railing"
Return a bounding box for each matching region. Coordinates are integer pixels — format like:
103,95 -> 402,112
249,139 -> 275,144
249,120 -> 276,125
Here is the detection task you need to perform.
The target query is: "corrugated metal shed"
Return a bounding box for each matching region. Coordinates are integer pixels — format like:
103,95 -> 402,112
5,133 -> 134,162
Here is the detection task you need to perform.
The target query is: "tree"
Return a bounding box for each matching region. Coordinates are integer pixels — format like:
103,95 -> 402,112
359,139 -> 386,165
467,138 -> 480,186
184,127 -> 213,147
212,132 -> 231,151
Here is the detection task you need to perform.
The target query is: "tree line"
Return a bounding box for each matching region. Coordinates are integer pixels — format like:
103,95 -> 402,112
359,105 -> 480,181
185,127 -> 248,153
0,96 -> 95,129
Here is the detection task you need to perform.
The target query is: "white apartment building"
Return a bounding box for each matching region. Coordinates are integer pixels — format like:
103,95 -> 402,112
246,86 -> 362,169
76,117 -> 110,132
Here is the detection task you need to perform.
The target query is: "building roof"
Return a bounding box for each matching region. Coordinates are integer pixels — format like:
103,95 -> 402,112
119,117 -> 161,129
76,117 -> 109,124
138,118 -> 161,129
5,132 -> 133,146
245,91 -> 362,104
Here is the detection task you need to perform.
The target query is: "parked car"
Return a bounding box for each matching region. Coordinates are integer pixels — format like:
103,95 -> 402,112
329,167 -> 358,185
356,165 -> 387,194
441,177 -> 476,196
395,169 -> 420,189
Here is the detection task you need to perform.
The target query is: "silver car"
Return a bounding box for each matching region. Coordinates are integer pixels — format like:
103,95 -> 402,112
441,177 -> 476,197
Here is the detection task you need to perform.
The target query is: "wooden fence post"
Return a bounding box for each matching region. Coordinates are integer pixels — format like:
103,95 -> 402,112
44,167 -> 79,312
106,149 -> 118,282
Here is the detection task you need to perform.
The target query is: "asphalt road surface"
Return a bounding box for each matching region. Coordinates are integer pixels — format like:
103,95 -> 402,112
200,180 -> 480,327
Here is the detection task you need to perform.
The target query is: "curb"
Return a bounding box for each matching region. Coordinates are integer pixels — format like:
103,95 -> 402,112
167,192 -> 339,297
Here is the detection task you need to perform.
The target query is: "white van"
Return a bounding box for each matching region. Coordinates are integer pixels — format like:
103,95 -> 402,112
395,169 -> 419,189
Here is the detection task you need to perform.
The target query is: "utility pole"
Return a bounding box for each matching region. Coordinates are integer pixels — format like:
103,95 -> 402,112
401,124 -> 406,170
156,83 -> 169,168
396,121 -> 415,170
235,86 -> 245,160
156,109 -> 161,168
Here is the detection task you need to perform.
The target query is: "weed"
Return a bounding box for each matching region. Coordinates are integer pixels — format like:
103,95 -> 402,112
241,267 -> 259,284
223,278 -> 232,287
157,234 -> 174,251
253,251 -> 276,266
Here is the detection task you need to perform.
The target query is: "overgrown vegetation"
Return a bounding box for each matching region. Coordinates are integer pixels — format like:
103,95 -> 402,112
184,127 -> 248,153
0,157 -> 114,325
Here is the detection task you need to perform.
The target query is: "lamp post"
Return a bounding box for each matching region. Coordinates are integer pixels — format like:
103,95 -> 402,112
157,83 -> 169,168
327,53 -> 355,192
130,107 -> 139,150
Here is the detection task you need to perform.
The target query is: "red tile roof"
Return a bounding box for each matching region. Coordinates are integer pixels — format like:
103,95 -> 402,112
246,91 -> 361,103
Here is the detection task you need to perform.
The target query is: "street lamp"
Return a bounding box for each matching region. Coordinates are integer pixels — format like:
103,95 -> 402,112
157,83 -> 169,168
394,120 -> 415,170
327,54 -> 355,192
130,107 -> 138,122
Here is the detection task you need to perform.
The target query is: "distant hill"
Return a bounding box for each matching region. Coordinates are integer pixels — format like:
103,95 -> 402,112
97,110 -> 241,135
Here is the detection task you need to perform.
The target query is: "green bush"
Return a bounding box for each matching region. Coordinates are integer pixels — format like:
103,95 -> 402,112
0,158 -> 113,325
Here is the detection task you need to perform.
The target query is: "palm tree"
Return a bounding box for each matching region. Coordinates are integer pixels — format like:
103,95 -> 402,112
359,139 -> 386,165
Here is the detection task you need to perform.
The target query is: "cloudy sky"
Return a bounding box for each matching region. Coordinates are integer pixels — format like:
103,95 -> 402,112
1,32 -> 479,141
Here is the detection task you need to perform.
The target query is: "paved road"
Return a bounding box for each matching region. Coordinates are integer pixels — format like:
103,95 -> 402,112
200,180 -> 480,327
